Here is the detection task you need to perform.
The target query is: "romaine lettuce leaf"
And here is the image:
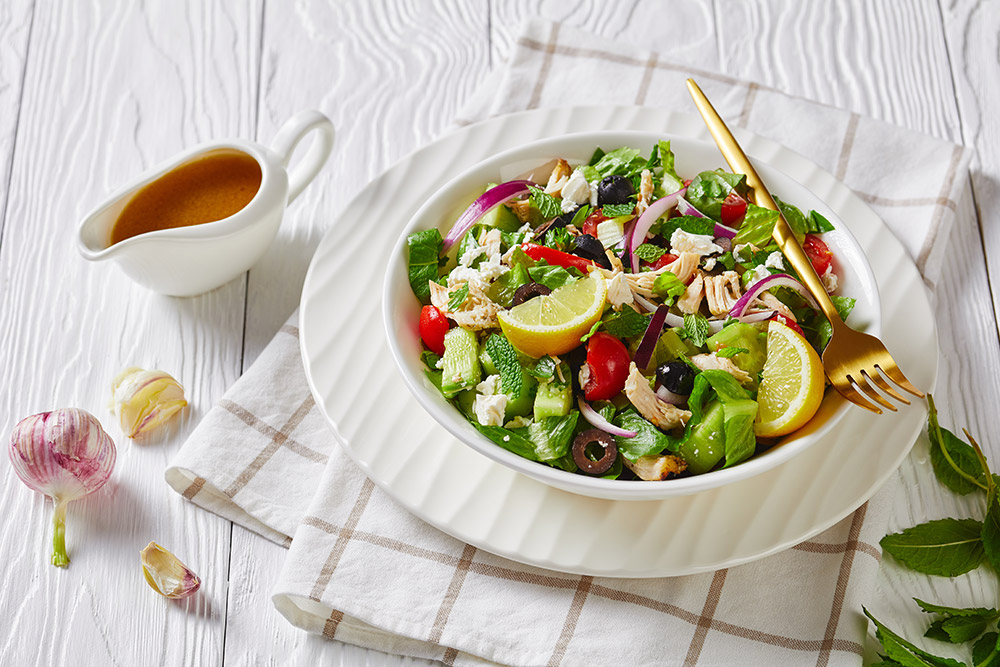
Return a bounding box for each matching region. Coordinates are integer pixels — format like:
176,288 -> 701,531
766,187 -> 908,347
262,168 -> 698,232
406,228 -> 443,304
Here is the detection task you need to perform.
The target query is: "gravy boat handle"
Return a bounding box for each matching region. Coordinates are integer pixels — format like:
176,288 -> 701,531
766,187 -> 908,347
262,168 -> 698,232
270,110 -> 335,204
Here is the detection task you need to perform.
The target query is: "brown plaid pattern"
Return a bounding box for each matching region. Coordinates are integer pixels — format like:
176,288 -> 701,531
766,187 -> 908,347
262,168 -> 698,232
168,18 -> 971,667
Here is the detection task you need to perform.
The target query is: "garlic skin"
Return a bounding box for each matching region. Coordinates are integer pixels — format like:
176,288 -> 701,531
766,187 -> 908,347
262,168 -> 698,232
8,409 -> 117,567
111,367 -> 187,438
140,542 -> 201,599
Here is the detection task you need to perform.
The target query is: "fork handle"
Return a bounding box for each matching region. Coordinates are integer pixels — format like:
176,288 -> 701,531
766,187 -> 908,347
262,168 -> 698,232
686,79 -> 843,325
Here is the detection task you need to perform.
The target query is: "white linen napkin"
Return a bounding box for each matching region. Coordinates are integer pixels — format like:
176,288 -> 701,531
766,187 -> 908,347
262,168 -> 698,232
166,18 -> 972,667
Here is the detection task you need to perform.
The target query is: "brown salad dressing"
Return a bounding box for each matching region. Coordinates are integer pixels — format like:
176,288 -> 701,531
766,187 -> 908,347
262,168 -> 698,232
109,150 -> 262,245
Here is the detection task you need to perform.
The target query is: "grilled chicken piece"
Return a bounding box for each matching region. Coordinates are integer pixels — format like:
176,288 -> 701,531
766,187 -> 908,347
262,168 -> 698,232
676,272 -> 705,314
662,252 -> 701,285
636,169 -> 654,215
606,273 -> 634,310
756,291 -> 796,321
507,199 -> 533,223
429,281 -> 500,331
623,453 -> 688,481
624,252 -> 701,298
690,353 -> 753,385
544,158 -> 572,195
624,363 -> 691,430
704,271 -> 742,316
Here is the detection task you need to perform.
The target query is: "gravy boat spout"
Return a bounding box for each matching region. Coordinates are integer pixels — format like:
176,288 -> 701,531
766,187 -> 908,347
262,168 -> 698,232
76,110 -> 334,297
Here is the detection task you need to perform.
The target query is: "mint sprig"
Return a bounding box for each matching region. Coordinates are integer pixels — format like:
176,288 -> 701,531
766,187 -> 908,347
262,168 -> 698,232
484,333 -> 522,396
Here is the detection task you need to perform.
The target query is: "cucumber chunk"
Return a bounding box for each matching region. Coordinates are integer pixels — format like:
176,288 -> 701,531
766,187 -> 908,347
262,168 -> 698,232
440,327 -> 481,398
707,322 -> 767,379
677,401 -> 725,474
534,376 -> 573,420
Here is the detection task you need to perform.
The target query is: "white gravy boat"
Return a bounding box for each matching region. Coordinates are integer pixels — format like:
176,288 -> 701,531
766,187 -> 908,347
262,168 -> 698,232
77,110 -> 335,297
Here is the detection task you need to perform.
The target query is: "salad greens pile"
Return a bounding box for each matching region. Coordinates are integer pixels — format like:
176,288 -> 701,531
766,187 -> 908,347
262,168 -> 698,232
405,141 -> 854,481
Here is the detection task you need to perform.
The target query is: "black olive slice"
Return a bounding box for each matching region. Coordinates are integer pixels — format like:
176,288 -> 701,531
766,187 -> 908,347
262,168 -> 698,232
512,282 -> 552,306
571,234 -> 613,270
597,175 -> 635,206
572,429 -> 618,475
714,236 -> 733,254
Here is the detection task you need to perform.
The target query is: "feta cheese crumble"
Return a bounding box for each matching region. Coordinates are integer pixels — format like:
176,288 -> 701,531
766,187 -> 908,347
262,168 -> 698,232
764,251 -> 785,271
561,169 -> 592,208
670,228 -> 723,257
474,394 -> 507,426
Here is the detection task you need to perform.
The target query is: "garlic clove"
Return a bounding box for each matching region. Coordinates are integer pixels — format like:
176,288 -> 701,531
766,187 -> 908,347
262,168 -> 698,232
111,367 -> 187,438
140,542 -> 201,599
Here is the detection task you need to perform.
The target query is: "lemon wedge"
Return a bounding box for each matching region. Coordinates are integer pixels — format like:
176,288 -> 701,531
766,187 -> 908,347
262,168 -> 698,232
754,319 -> 826,437
498,271 -> 606,358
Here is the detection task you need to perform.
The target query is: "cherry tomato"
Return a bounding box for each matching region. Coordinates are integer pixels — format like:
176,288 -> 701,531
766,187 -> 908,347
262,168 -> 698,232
802,234 -> 833,275
581,208 -> 609,238
419,305 -> 449,355
521,243 -> 595,273
720,191 -> 747,227
651,252 -> 679,271
771,313 -> 804,336
582,332 -> 631,401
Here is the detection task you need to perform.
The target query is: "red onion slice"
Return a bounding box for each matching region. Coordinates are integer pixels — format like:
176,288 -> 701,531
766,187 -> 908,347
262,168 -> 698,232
729,273 -> 820,319
655,385 -> 687,406
442,180 -> 535,251
578,397 -> 637,438
713,222 -> 739,239
629,187 -> 686,270
738,310 -> 777,323
633,305 -> 670,369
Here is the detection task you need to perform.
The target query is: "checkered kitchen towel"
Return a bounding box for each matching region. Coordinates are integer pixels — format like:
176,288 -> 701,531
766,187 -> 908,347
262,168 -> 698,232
166,19 -> 972,667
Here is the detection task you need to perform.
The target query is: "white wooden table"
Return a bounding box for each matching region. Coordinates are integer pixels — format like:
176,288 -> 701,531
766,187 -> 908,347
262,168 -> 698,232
1,2 -> 997,665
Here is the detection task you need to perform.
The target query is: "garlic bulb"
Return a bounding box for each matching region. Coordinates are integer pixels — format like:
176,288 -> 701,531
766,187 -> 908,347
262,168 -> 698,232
8,409 -> 117,567
111,367 -> 187,438
140,542 -> 201,599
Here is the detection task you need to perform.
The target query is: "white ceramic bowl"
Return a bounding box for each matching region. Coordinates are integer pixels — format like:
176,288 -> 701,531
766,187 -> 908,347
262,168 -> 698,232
382,130 -> 880,500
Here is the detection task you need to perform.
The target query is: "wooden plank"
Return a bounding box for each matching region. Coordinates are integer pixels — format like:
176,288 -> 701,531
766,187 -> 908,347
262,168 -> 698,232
223,1 -> 488,663
939,0 -> 1000,345
0,0 -> 33,236
0,1 -> 260,664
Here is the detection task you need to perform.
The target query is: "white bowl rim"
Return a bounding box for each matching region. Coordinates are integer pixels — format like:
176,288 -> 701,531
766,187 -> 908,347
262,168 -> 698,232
382,128 -> 881,500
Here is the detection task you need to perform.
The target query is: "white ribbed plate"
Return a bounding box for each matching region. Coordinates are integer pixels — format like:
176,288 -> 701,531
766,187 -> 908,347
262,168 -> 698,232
299,106 -> 937,577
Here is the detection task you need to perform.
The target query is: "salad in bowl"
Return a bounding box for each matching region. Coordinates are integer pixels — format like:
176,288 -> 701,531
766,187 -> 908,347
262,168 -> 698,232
388,133 -> 874,491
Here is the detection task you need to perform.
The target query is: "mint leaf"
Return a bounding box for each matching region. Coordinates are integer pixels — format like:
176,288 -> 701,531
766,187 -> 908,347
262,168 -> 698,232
927,397 -> 987,495
936,617 -> 992,644
602,306 -> 650,339
880,518 -> 985,576
715,347 -> 749,359
447,283 -> 470,311
864,608 -> 969,667
602,203 -> 635,217
982,485 -> 1000,576
484,333 -> 522,397
526,355 -> 557,381
972,632 -> 999,667
653,271 -> 686,305
588,147 -> 605,166
528,186 -> 563,220
406,228 -> 444,304
634,243 -> 666,262
683,313 -> 710,348
915,599 -> 1000,619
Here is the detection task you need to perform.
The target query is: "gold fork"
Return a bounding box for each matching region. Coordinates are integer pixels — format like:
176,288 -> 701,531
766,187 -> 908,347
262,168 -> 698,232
685,78 -> 923,414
